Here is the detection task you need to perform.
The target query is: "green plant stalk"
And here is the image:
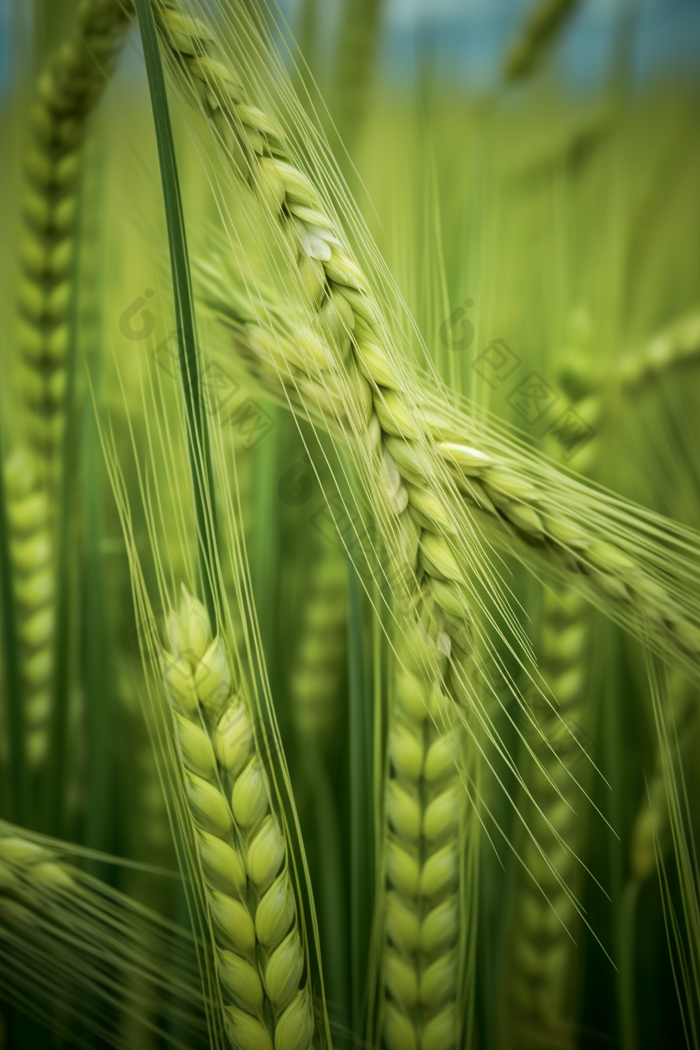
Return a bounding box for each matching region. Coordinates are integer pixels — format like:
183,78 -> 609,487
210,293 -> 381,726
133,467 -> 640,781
348,558 -> 370,1037
0,428 -> 26,825
80,122 -> 115,873
604,626 -> 626,1045
305,741 -> 350,1027
82,393 -> 114,872
252,411 -> 280,691
288,520 -> 349,1018
133,0 -> 218,626
504,0 -> 580,81
619,880 -> 640,1050
332,0 -> 383,159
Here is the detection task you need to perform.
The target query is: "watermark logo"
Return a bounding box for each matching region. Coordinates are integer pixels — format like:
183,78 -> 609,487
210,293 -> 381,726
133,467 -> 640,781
221,397 -> 276,450
120,288 -> 156,341
440,299 -> 475,352
471,338 -> 521,389
543,406 -> 596,462
201,361 -> 240,416
277,461 -> 315,506
505,370 -> 560,426
152,329 -> 181,379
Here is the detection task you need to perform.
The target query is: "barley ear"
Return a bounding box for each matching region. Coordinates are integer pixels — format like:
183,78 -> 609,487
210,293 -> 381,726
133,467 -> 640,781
4,448 -> 54,769
17,0 -> 130,489
383,618 -> 470,1050
500,585 -> 590,1050
290,533 -> 347,745
161,588 -> 316,1050
153,0 -> 700,684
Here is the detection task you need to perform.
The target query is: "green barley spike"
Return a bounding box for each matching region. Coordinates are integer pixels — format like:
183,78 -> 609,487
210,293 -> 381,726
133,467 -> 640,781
382,616 -> 472,1050
290,531 -> 347,746
17,0 -> 130,490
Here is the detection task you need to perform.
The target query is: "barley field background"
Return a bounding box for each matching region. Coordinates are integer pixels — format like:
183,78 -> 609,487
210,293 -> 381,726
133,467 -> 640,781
1,1 -> 700,1048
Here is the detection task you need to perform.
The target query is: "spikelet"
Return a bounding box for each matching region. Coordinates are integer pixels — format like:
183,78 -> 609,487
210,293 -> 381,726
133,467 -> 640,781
615,309 -> 700,396
3,448 -> 55,769
161,588 -> 314,1050
382,619 -> 469,1050
17,0 -> 130,487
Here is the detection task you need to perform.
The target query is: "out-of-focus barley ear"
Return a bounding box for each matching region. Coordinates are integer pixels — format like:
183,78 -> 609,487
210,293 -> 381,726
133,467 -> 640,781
290,530 -> 347,745
3,448 -> 54,770
0,823 -> 204,1048
17,0 -> 131,492
499,584 -> 591,1050
501,318 -> 598,1049
560,309 -> 700,409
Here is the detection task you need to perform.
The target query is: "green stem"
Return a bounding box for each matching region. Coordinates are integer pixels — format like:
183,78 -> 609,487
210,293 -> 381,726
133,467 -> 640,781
82,395 -> 114,873
252,412 -> 279,688
307,742 -> 350,1029
604,626 -> 626,1042
348,559 -> 369,1041
619,880 -> 640,1050
134,0 -> 218,625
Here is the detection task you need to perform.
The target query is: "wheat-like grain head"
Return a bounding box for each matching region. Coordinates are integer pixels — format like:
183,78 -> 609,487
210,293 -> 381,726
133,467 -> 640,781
0,823 -> 204,1046
160,587 -> 315,1050
499,585 -> 591,1050
17,0 -> 131,488
143,0 -> 700,682
3,448 -> 55,769
382,619 -> 472,1050
203,275 -> 700,680
290,531 -> 347,745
